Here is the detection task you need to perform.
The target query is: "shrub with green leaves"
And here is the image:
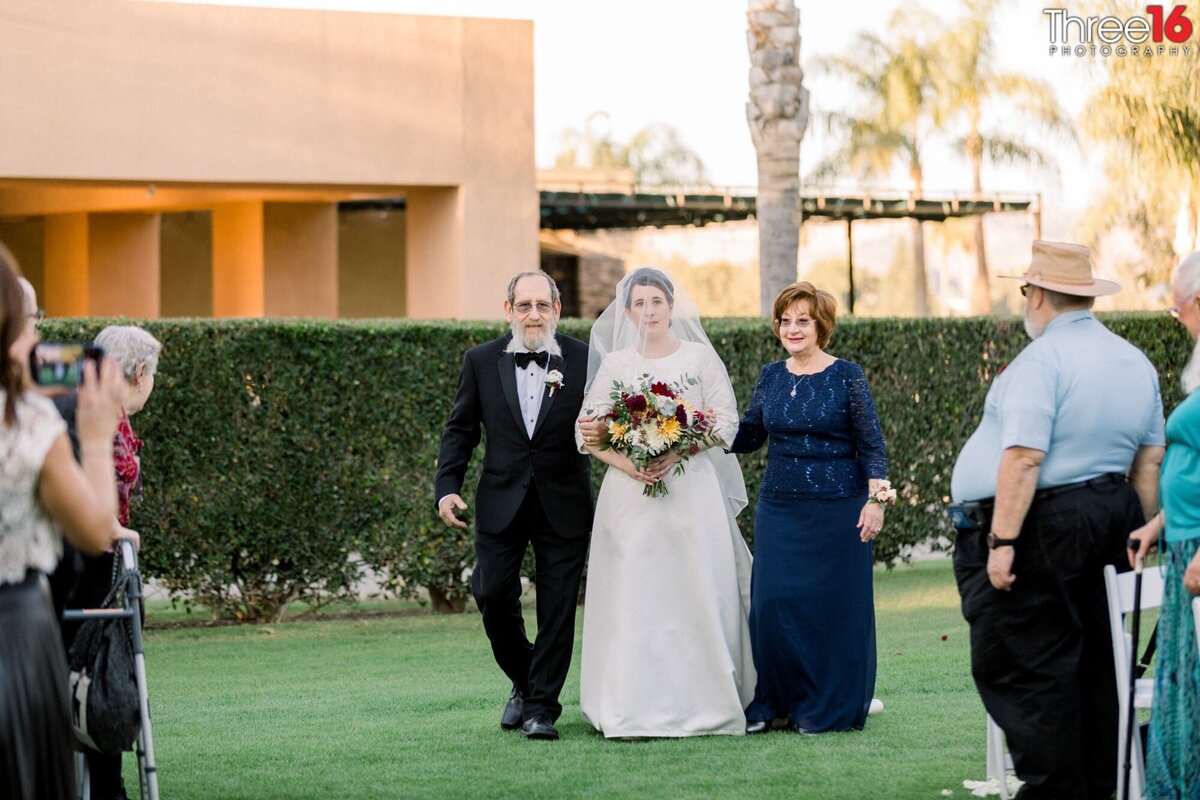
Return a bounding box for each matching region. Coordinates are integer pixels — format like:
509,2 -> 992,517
40,313 -> 1189,620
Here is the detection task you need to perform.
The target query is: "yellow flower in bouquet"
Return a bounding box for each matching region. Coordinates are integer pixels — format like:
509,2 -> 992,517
657,417 -> 681,445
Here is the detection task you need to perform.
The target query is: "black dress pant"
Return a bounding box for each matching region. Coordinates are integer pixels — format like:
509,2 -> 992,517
953,480 -> 1143,800
472,483 -> 588,722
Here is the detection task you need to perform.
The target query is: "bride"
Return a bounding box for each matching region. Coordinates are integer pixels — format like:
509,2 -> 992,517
575,267 -> 755,738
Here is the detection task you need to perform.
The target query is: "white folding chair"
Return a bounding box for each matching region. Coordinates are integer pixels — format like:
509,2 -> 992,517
1193,597 -> 1200,658
1103,564 -> 1166,800
985,713 -> 1015,799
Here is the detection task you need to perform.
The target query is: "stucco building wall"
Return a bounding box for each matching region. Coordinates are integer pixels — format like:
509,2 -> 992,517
0,0 -> 536,320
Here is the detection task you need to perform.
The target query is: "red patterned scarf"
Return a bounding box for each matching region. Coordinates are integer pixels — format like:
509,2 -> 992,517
113,411 -> 143,526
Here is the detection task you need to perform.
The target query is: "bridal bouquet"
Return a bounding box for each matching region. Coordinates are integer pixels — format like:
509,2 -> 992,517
596,374 -> 720,498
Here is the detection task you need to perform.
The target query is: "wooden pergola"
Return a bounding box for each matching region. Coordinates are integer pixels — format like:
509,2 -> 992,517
536,188 -> 1040,314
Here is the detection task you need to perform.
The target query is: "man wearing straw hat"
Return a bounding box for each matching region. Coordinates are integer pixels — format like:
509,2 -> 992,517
949,240 -> 1166,799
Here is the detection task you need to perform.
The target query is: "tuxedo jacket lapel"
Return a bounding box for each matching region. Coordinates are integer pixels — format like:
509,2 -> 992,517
496,351 -> 527,437
531,351 -> 562,441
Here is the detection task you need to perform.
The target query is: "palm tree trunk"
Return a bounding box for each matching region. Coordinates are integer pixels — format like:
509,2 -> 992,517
912,219 -> 930,316
968,123 -> 992,315
747,0 -> 809,314
911,162 -> 930,316
756,156 -> 800,312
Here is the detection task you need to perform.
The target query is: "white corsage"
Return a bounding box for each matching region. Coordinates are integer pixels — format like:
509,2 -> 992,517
545,369 -> 564,397
870,480 -> 897,506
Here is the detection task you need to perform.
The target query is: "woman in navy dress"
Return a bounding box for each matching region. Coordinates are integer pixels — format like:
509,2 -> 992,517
731,281 -> 891,733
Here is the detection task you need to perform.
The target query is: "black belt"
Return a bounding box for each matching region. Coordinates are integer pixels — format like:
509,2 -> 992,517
946,473 -> 1128,531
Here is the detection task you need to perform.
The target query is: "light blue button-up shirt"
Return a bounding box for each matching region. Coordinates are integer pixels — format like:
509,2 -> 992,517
951,311 -> 1165,502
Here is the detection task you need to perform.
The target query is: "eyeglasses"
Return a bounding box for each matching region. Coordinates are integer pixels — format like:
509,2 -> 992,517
1019,284 -> 1033,298
776,317 -> 815,330
513,301 -> 554,315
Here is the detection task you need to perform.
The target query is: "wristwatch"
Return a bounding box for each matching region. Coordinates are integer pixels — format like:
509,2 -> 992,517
987,532 -> 1018,549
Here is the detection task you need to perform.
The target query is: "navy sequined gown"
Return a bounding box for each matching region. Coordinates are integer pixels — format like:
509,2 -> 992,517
731,358 -> 888,732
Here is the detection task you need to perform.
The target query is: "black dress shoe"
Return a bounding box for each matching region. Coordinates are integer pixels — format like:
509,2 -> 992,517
520,716 -> 559,740
745,719 -> 771,734
500,688 -> 524,730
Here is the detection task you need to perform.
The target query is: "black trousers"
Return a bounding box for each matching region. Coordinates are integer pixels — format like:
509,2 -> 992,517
472,483 -> 588,722
953,480 -> 1143,800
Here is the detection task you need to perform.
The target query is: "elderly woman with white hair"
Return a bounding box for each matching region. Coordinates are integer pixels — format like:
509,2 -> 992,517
1128,250 -> 1200,798
93,325 -> 161,530
57,324 -> 160,800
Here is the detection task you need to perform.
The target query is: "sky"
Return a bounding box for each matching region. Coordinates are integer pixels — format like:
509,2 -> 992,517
166,0 -> 1101,210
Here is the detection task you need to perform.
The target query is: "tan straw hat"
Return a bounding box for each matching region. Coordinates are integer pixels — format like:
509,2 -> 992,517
1000,240 -> 1120,297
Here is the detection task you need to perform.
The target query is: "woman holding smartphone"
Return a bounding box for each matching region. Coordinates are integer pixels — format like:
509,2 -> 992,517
0,248 -> 129,799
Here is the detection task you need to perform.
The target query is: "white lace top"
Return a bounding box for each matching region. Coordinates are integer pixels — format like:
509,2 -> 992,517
0,390 -> 66,585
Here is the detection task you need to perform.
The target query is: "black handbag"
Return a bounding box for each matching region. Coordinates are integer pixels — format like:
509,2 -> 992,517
67,557 -> 140,754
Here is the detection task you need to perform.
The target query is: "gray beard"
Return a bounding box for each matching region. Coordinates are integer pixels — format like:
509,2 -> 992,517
1023,313 -> 1044,340
506,318 -> 562,356
1182,335 -> 1200,395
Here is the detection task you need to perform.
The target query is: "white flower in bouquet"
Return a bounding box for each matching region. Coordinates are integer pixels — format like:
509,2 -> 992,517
641,425 -> 667,454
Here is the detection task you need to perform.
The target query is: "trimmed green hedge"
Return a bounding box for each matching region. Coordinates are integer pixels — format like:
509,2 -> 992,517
41,314 -> 1191,620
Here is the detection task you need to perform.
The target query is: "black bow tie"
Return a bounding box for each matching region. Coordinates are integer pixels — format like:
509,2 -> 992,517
515,351 -> 549,369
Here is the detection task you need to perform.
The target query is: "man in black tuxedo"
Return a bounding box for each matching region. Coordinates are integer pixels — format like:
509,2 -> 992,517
435,270 -> 593,741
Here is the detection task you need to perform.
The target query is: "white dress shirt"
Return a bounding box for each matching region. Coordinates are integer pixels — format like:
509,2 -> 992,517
515,349 -> 548,439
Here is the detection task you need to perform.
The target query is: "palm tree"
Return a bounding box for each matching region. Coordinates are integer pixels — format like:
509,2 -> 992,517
933,0 -> 1071,314
1075,159 -> 1182,300
810,9 -> 937,315
555,111 -> 709,187
1081,30 -> 1200,263
554,111 -> 625,172
746,0 -> 810,315
1069,0 -> 1200,303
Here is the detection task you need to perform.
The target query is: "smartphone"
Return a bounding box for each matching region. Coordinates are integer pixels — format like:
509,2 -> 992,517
30,342 -> 105,389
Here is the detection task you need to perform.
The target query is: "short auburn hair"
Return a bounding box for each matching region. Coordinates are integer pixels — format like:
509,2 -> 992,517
771,282 -> 837,349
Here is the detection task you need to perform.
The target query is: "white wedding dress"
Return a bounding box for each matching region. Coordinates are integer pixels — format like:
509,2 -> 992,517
577,342 -> 755,737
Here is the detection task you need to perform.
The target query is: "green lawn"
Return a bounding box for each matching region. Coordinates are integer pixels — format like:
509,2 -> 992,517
131,559 -> 988,799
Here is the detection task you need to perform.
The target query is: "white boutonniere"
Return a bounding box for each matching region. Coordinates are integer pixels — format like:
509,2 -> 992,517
545,369 -> 565,397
